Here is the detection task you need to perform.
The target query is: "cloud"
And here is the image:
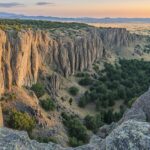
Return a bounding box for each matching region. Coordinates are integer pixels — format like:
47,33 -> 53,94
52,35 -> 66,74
0,2 -> 24,8
36,2 -> 55,6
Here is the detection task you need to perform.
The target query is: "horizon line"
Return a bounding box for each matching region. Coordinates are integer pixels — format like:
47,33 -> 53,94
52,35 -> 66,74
1,12 -> 150,19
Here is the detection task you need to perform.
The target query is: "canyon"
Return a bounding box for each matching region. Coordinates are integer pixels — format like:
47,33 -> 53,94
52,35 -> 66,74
0,20 -> 149,149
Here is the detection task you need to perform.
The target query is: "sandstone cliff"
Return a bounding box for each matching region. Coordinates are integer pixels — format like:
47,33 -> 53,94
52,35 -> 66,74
0,27 -> 139,95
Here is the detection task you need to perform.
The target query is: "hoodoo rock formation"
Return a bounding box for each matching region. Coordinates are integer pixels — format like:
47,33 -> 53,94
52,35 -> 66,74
0,27 -> 139,95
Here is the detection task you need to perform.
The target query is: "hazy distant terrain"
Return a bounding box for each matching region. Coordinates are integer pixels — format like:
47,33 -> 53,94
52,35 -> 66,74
1,12 -> 150,36
1,12 -> 150,24
90,23 -> 150,35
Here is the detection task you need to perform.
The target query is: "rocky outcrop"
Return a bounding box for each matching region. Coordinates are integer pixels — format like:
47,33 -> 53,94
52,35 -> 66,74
1,120 -> 150,150
1,89 -> 150,150
99,28 -> 139,49
120,88 -> 150,123
46,73 -> 61,97
105,120 -> 150,150
97,122 -> 117,138
0,27 -> 139,95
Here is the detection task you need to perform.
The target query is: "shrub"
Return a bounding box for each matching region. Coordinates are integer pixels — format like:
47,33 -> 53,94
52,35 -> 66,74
78,77 -> 93,86
78,96 -> 87,108
31,83 -> 45,98
93,64 -> 99,72
0,92 -> 16,101
127,97 -> 137,108
36,137 -> 57,144
61,112 -> 89,146
84,114 -> 103,132
61,97 -> 66,102
69,137 -> 83,147
75,72 -> 90,78
7,109 -> 35,132
40,98 -> 56,111
68,118 -> 88,143
69,86 -> 79,96
84,115 -> 97,131
95,84 -> 107,94
69,98 -> 73,105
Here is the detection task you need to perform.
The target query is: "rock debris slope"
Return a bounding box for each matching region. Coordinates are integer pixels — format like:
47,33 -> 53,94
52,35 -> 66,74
1,89 -> 150,150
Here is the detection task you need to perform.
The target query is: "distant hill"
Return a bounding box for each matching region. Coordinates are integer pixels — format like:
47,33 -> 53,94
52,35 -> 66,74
0,12 -> 150,23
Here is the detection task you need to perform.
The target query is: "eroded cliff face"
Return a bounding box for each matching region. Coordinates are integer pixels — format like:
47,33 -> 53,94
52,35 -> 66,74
0,27 -> 138,94
99,28 -> 137,48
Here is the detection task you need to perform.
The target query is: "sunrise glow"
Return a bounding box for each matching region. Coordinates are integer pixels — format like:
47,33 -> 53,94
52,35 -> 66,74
0,0 -> 150,18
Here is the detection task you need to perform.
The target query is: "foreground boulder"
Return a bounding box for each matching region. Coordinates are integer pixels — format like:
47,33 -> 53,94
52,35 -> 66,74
106,120 -> 150,150
1,89 -> 150,150
0,120 -> 150,150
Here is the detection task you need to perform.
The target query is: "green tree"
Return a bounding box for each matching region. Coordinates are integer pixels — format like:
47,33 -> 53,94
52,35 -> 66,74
96,84 -> 107,94
84,114 -> 103,132
108,99 -> 115,106
69,98 -> 73,105
103,110 -> 114,124
79,77 -> 93,86
62,113 -> 89,145
78,96 -> 88,108
118,85 -> 126,99
69,137 -> 83,147
69,86 -> 79,96
31,83 -> 45,98
8,109 -> 36,132
84,115 -> 97,131
40,98 -> 56,111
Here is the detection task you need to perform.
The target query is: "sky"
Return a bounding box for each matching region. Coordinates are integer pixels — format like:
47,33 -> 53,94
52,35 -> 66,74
0,0 -> 150,18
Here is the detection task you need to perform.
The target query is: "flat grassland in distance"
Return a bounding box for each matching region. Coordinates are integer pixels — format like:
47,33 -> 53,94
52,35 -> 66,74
89,23 -> 150,36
